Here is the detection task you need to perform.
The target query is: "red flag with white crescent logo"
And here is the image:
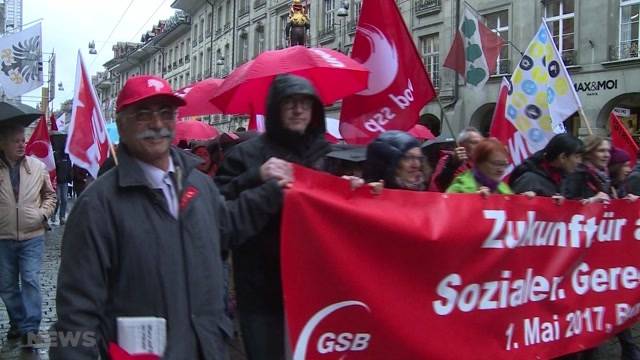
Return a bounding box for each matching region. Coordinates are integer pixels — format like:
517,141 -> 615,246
25,115 -> 56,186
65,51 -> 110,178
339,0 -> 436,145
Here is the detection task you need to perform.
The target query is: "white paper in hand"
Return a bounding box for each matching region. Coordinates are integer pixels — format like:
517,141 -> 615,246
117,317 -> 166,356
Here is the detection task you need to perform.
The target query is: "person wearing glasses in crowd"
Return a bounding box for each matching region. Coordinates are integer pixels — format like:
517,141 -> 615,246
446,138 -> 513,195
215,74 -> 331,360
362,131 -> 430,191
429,127 -> 484,192
52,76 -> 285,360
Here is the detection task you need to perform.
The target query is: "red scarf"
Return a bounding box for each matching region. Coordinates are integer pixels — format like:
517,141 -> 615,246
540,160 -> 564,186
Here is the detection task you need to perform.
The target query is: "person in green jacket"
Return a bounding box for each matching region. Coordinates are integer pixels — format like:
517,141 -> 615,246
447,138 -> 513,195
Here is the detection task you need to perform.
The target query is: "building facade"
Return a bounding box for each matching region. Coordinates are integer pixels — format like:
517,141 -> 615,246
94,0 -> 640,138
4,0 -> 21,32
415,0 -> 640,139
93,12 -> 192,122
0,2 -> 6,36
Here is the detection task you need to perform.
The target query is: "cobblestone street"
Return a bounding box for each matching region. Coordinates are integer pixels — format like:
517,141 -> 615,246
0,223 -> 638,359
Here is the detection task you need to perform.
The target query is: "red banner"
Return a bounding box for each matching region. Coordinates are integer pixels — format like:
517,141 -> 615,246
282,166 -> 640,359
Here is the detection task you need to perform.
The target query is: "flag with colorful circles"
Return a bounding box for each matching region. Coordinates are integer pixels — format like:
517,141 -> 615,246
505,21 -> 582,152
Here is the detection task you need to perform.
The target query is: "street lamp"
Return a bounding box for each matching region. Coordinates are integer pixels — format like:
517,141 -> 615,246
215,56 -> 225,78
337,2 -> 349,17
336,1 -> 349,53
88,41 -> 97,55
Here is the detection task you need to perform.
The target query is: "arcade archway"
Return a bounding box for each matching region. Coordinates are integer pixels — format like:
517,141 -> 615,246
470,103 -> 496,136
597,93 -> 640,136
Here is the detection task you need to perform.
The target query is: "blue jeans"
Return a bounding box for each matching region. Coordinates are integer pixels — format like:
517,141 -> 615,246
0,237 -> 44,333
54,184 -> 68,220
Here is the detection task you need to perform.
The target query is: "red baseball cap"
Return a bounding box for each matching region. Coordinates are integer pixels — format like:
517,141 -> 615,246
116,75 -> 186,112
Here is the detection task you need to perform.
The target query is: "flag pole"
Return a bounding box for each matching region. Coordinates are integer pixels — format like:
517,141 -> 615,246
434,95 -> 456,140
578,107 -> 593,135
104,119 -> 118,166
505,41 -> 524,56
109,143 -> 118,166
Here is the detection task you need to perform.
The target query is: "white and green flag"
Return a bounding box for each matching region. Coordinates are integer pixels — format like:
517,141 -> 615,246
443,5 -> 505,90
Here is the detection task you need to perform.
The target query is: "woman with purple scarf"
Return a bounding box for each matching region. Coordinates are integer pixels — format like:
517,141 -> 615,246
446,138 -> 513,195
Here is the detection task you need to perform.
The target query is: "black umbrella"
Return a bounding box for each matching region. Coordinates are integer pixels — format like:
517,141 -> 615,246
326,145 -> 367,163
420,135 -> 456,149
0,101 -> 42,128
421,135 -> 457,169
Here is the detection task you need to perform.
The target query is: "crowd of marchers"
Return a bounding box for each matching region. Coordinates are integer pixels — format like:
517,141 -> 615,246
1,73 -> 639,360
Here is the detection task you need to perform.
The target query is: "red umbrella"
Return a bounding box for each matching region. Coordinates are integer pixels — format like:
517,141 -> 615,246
175,78 -> 224,118
173,120 -> 219,145
210,46 -> 369,114
408,124 -> 435,141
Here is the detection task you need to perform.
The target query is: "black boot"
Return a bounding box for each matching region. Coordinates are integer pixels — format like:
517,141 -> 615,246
6,326 -> 20,340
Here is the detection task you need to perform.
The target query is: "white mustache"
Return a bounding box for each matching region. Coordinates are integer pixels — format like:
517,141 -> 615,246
136,128 -> 174,140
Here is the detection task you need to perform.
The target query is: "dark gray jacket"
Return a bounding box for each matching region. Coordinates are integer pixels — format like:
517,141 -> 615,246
563,164 -> 612,200
625,163 -> 640,196
51,146 -> 282,360
215,74 -> 330,314
509,155 -> 563,197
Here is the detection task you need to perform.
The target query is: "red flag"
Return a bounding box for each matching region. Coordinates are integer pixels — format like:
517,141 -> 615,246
610,112 -> 639,167
65,51 -> 110,178
49,113 -> 58,132
339,0 -> 436,145
489,78 -> 512,144
25,115 -> 56,186
490,78 -> 534,176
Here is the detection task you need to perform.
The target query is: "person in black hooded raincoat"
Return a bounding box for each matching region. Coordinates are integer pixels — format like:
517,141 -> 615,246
215,74 -> 331,360
362,131 -> 429,191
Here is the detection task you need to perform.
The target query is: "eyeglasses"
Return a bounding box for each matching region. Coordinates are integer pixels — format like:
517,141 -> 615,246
488,160 -> 509,168
128,107 -> 177,125
282,96 -> 313,110
401,155 -> 426,163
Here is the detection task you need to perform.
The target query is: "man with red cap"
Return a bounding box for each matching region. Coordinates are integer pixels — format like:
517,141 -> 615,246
51,75 -> 286,359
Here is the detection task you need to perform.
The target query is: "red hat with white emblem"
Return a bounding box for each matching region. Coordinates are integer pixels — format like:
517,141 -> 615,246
116,75 -> 186,112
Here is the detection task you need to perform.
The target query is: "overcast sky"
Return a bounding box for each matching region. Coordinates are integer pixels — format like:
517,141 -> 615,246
22,0 -> 176,109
